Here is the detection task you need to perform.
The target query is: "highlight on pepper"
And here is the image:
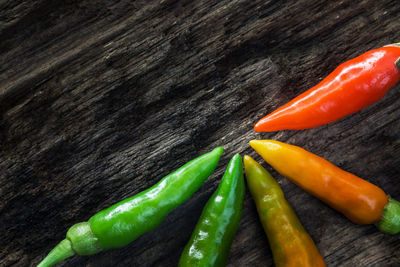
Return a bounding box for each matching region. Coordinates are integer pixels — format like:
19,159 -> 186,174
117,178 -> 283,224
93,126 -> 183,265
254,43 -> 400,132
179,154 -> 245,267
37,146 -> 224,267
249,139 -> 400,235
244,155 -> 326,267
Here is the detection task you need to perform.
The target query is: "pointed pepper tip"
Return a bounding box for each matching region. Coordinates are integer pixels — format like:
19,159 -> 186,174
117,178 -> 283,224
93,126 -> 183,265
249,140 -> 265,150
228,154 -> 242,166
232,153 -> 242,160
254,115 -> 278,132
243,155 -> 251,162
254,121 -> 262,132
213,146 -> 224,156
243,155 -> 255,166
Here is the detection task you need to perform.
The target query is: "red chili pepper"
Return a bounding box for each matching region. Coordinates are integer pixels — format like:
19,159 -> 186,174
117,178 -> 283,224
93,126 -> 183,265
254,44 -> 400,132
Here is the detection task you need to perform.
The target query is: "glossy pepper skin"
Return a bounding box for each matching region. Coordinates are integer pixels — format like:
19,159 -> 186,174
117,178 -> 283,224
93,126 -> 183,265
250,140 -> 400,234
179,154 -> 245,267
37,147 -> 224,267
243,155 -> 325,267
254,44 -> 400,132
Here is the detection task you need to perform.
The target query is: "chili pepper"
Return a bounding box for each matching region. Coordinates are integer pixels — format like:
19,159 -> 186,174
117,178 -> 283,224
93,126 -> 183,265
250,140 -> 400,234
179,154 -> 244,267
254,43 -> 400,132
37,147 -> 224,267
243,155 -> 325,267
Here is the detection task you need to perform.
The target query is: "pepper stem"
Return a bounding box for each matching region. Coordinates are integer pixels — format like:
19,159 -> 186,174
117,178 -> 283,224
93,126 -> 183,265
37,239 -> 75,267
384,42 -> 400,47
395,57 -> 400,72
376,197 -> 400,235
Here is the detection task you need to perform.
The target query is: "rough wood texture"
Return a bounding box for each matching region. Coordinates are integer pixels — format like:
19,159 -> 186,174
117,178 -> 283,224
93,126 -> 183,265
1,0 -> 400,266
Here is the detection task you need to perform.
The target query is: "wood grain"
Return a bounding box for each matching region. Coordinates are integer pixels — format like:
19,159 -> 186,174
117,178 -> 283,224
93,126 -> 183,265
1,0 -> 399,266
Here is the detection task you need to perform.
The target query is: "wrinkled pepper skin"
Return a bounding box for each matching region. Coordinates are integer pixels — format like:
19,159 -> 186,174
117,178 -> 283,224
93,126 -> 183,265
37,147 -> 224,267
250,140 -> 400,234
254,44 -> 400,132
179,154 -> 245,267
244,155 -> 325,267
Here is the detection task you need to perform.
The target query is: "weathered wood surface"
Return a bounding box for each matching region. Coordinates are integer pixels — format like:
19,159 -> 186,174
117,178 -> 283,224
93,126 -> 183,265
1,0 -> 400,266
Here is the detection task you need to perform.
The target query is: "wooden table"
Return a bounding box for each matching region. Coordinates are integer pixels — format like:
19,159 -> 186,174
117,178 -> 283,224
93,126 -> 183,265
1,1 -> 399,266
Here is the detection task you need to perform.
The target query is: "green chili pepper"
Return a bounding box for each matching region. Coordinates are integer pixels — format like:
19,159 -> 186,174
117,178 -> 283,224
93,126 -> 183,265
179,154 -> 245,267
243,155 -> 325,267
37,147 -> 224,267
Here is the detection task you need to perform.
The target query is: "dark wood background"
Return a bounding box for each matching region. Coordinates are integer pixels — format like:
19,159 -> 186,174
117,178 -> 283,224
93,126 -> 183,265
1,0 -> 399,266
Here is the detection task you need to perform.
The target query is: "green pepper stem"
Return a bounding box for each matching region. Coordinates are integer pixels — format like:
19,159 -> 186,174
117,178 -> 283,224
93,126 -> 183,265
384,43 -> 400,47
395,57 -> 400,72
376,197 -> 400,235
37,239 -> 75,267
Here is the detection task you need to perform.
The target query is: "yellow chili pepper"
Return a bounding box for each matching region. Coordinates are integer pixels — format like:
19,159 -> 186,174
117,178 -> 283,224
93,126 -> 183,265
250,140 -> 400,234
244,155 -> 325,267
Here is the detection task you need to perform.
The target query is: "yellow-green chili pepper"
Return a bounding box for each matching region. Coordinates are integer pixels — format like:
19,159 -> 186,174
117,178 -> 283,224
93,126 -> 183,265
37,147 -> 224,267
179,154 -> 245,267
243,155 -> 326,267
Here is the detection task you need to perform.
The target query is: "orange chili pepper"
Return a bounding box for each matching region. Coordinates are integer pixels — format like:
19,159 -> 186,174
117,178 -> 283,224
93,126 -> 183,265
244,155 -> 326,267
250,140 -> 400,234
254,44 -> 400,132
